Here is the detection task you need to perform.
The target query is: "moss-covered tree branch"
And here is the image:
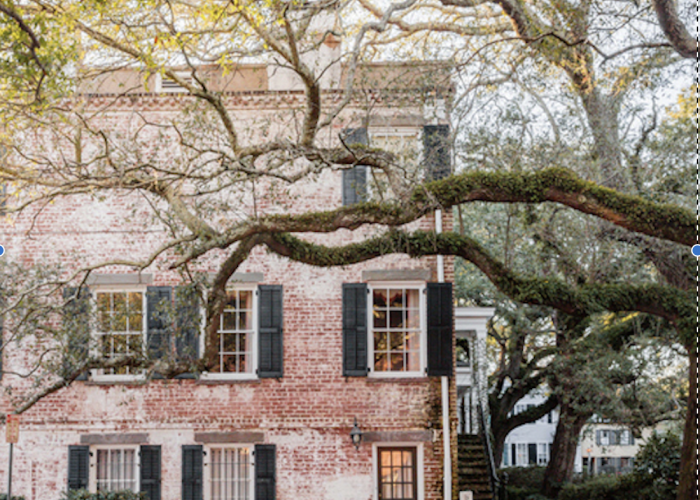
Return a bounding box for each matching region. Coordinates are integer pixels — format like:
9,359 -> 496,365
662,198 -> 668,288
261,229 -> 694,344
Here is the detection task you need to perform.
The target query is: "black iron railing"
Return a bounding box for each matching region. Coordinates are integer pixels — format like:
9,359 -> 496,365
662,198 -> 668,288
477,401 -> 507,500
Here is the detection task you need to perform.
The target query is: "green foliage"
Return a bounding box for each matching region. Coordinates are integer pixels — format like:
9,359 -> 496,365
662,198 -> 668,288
499,466 -> 548,491
0,494 -> 26,500
557,474 -> 647,500
557,433 -> 681,500
632,430 -> 681,499
60,490 -> 145,500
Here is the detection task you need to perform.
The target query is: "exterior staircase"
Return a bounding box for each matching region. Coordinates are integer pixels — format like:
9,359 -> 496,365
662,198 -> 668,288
458,434 -> 494,500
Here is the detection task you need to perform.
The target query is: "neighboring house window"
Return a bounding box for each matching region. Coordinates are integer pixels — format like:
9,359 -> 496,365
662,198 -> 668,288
94,446 -> 139,492
377,447 -> 418,500
210,287 -> 257,377
94,289 -> 146,378
537,443 -> 548,465
596,429 -> 634,446
205,446 -> 253,499
370,285 -> 424,375
515,443 -> 528,466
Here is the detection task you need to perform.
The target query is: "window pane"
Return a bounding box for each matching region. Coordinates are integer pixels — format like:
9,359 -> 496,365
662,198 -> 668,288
373,289 -> 388,308
223,312 -> 236,331
374,353 -> 388,372
239,291 -> 252,311
390,353 -> 403,371
113,293 -> 127,331
388,290 -> 403,308
97,294 -> 111,331
406,351 -> 420,372
389,310 -> 403,328
389,332 -> 403,350
374,310 -> 387,329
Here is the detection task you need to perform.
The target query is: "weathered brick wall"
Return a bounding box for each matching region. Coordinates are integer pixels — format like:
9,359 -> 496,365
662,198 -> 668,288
0,87 -> 455,500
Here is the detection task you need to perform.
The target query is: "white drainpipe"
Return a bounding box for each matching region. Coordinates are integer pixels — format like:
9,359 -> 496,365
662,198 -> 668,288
436,208 -> 451,499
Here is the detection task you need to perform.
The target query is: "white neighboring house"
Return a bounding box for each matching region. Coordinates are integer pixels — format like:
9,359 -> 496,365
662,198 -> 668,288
455,307 -> 495,435
575,423 -> 646,474
501,392 -> 558,467
499,391 -> 652,474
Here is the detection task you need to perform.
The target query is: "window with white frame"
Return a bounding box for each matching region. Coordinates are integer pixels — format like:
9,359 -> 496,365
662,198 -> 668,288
377,446 -> 419,500
94,289 -> 146,377
91,446 -> 139,492
209,288 -> 257,377
205,445 -> 253,500
370,284 -> 424,375
537,443 -> 548,465
368,129 -> 421,200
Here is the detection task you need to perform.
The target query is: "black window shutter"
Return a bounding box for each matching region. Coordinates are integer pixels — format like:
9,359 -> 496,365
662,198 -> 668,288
140,445 -> 161,500
427,282 -> 453,376
342,283 -> 368,376
67,445 -> 90,491
528,443 -> 537,465
182,445 -> 203,500
341,128 -> 368,205
423,125 -> 451,181
63,287 -> 91,381
258,285 -> 283,378
511,444 -> 516,466
596,430 -> 601,446
175,285 -> 200,379
255,444 -> 276,500
147,287 -> 172,360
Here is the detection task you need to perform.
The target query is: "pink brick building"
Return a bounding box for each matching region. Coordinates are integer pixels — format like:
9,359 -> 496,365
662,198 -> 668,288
0,56 -> 458,500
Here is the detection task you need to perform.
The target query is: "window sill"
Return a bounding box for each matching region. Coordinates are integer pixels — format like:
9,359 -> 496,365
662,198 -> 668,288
196,377 -> 261,385
366,375 -> 429,383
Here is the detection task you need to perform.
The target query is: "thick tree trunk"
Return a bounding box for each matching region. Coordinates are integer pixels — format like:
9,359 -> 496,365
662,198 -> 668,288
542,403 -> 589,498
580,90 -> 625,189
678,347 -> 698,500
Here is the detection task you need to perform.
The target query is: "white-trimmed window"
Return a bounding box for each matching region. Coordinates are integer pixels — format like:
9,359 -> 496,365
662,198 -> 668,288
91,446 -> 139,492
93,288 -> 147,379
203,286 -> 258,380
369,283 -> 426,377
537,443 -> 549,465
368,128 -> 422,200
374,444 -> 424,500
204,445 -> 254,500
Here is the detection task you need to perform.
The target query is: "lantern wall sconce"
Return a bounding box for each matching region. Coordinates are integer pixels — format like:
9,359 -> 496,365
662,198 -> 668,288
350,418 -> 363,450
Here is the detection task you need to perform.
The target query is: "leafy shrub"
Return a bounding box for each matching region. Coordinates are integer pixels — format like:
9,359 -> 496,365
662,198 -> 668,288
632,429 -> 681,500
0,494 -> 26,500
558,474 -> 646,500
498,466 -> 551,500
61,490 -> 145,500
498,466 -> 547,491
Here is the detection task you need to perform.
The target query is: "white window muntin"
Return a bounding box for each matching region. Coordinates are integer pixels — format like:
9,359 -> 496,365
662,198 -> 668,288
203,444 -> 255,500
201,284 -> 258,380
89,445 -> 140,493
91,286 -> 147,382
368,281 -> 427,378
372,442 -> 424,500
537,443 -> 548,465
